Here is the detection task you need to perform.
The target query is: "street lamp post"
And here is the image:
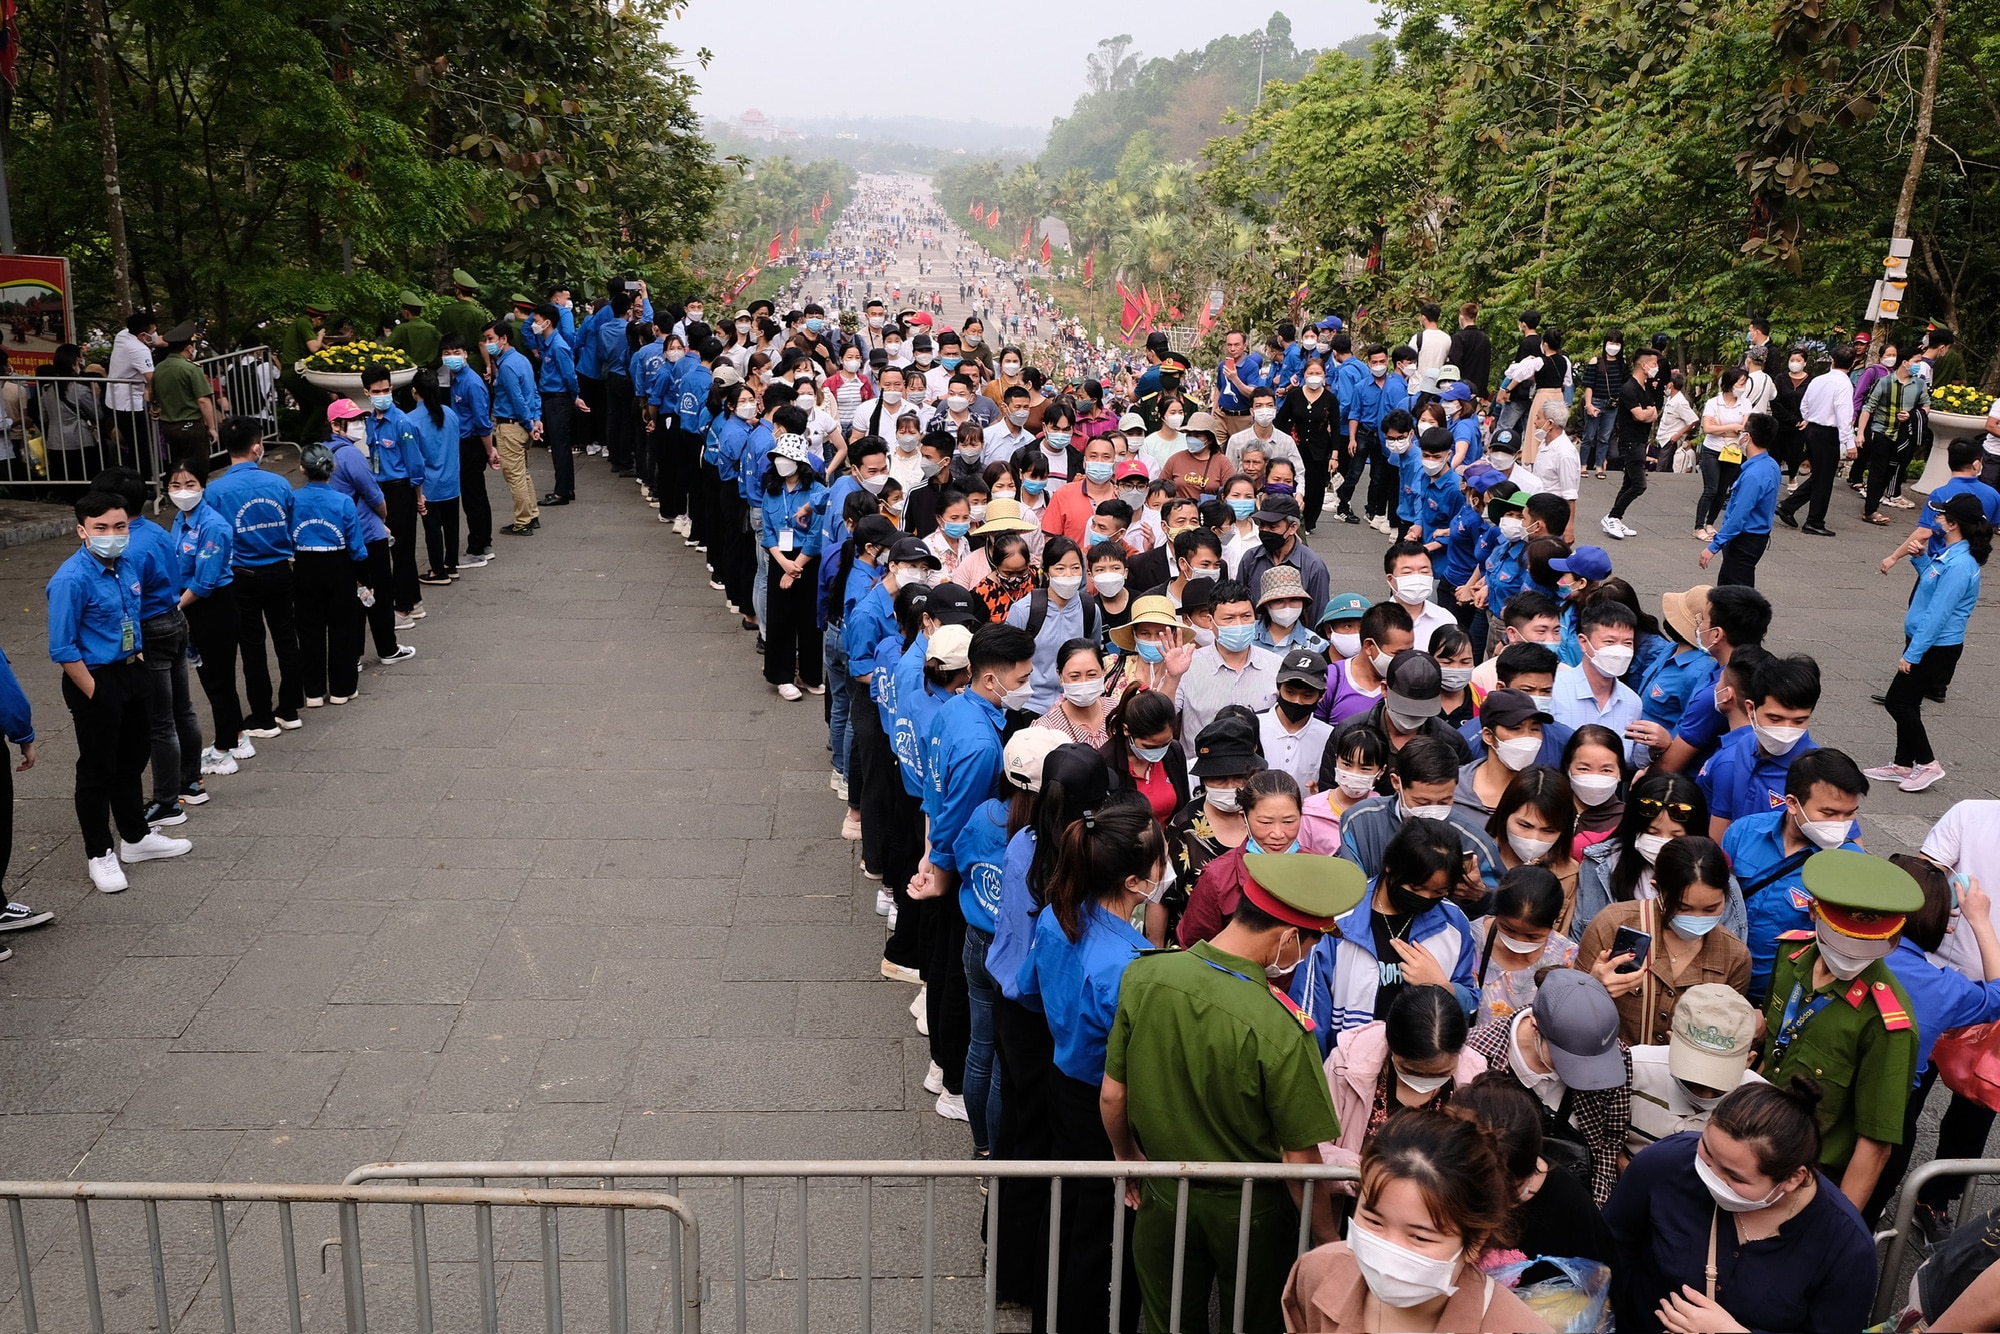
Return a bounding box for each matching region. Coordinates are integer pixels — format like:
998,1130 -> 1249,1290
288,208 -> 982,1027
1250,32 -> 1273,106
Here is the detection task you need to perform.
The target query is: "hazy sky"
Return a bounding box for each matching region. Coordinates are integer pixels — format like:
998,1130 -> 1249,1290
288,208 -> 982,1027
662,1 -> 1381,133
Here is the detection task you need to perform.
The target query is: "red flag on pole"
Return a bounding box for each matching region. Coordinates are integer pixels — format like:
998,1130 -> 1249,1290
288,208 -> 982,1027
1082,252 -> 1095,287
790,226 -> 799,249
987,209 -> 999,231
1021,220 -> 1032,251
1040,236 -> 1052,266
972,202 -> 983,221
767,234 -> 781,262
1117,282 -> 1150,345
821,190 -> 831,210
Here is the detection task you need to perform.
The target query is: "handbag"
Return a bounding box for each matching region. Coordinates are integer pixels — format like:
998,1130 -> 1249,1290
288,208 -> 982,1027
1934,1020 -> 2000,1112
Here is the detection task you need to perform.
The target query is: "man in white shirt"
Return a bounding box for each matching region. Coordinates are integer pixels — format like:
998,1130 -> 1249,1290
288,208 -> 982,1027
1550,598 -> 1647,764
1384,541 -> 1457,650
106,312 -> 158,460
981,385 -> 1037,464
1259,649 -> 1335,793
1776,345 -> 1858,536
1174,578 -> 1281,759
1626,984 -> 1765,1157
1528,399 -> 1581,539
1412,302 -> 1453,375
1482,428 -> 1545,497
1225,386 -> 1302,470
1738,346 -> 1776,415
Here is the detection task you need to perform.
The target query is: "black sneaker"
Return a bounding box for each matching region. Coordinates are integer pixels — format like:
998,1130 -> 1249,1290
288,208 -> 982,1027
1777,509 -> 1799,529
501,523 -> 536,536
527,517 -> 542,530
1927,688 -> 1948,703
0,900 -> 53,931
418,572 -> 452,586
180,780 -> 210,806
143,799 -> 188,827
1338,508 -> 1361,525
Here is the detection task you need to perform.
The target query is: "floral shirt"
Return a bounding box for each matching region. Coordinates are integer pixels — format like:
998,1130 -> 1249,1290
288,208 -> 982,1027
1468,917 -> 1579,1026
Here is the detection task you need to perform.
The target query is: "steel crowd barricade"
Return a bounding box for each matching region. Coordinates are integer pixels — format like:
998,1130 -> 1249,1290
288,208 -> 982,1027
1873,1155 -> 2000,1323
344,1157 -> 1360,1334
0,1178 -> 700,1334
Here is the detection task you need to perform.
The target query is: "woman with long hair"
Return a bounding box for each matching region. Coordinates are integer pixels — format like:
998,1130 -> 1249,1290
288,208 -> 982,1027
408,368 -> 463,584
1322,985 -> 1489,1187
1573,772 -> 1746,940
758,435 -> 828,699
1485,767 -> 1581,934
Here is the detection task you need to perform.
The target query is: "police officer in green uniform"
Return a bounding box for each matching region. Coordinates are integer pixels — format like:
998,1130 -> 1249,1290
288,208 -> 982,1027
1759,848 -> 1921,1213
433,268 -> 492,376
279,301 -> 330,439
1135,351 -> 1190,433
1102,852 -> 1365,1333
385,290 -> 440,369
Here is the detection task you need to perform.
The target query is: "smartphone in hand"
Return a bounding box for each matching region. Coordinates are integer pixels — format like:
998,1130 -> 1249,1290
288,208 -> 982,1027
1611,925 -> 1652,974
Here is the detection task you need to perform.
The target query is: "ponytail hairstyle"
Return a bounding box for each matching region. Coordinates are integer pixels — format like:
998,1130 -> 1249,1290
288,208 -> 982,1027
1447,1070 -> 1544,1188
1942,491 -> 1994,565
1029,749 -> 1115,910
893,583 -> 929,652
1103,686 -> 1175,776
1710,1076 -> 1825,1184
413,368 -> 447,429
1045,791 -> 1164,942
1385,984 -> 1469,1068
1358,1108 -> 1516,1257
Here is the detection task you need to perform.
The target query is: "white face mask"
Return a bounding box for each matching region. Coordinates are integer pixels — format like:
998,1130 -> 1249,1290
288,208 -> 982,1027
946,394 -> 970,413
1605,343 -> 1622,357
1791,801 -> 1850,850
1139,861 -> 1177,907
1335,767 -> 1378,799
1393,574 -> 1432,606
1207,786 -> 1242,813
1251,407 -> 1278,426
1815,920 -> 1889,979
168,487 -> 203,512
1498,516 -> 1527,541
1493,735 -> 1542,771
773,456 -> 799,478
344,421 -> 368,443
1695,1147 -> 1783,1213
882,390 -> 904,406
1421,456 -> 1448,476
1330,632 -> 1362,659
1062,678 -> 1107,708
1634,832 -> 1671,864
1588,644 -> 1635,678
1509,831 -> 1557,863
895,434 -> 921,453
1570,772 -> 1620,807
996,679 -> 1034,710
842,360 -> 862,374
1165,412 -> 1185,429
1304,375 -> 1325,389
1009,409 -> 1029,426
1048,575 -> 1083,600
1487,451 -> 1515,471
1093,573 -> 1126,599
1191,626 -> 1216,648
1264,930 -> 1303,980
1394,1064 -> 1455,1095
1369,649 -> 1395,676
1402,801 -> 1455,823
1348,1219 -> 1461,1309
1438,666 -> 1474,692
1001,361 -> 1021,377
1268,605 -> 1301,628
1881,355 -> 1898,369
1754,720 -> 1808,757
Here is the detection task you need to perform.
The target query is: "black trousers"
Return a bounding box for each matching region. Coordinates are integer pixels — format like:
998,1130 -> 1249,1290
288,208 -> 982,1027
762,556 -> 824,686
183,585 -> 244,750
850,674 -> 899,876
458,437 -> 494,555
1300,446 -> 1334,531
542,392 -> 575,500
1863,423 -> 1916,515
1778,423 -> 1841,527
715,490 -> 756,612
1716,531 -> 1769,587
357,540 -> 400,659
293,551 -> 363,700
660,424 -> 694,520
231,562 -> 303,726
603,374 -> 635,470
380,479 -> 422,612
421,497 -> 461,576
922,891 -> 971,1094
1050,1072 -> 1142,1332
140,611 -> 201,804
61,661 -> 152,858
1608,433 -> 1650,519
1335,428 -> 1392,518
575,373 -> 604,450
992,996 -> 1057,1310
1885,640 -> 1962,766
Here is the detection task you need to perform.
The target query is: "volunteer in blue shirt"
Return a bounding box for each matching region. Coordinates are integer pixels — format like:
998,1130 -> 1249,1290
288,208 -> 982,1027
1474,486 -> 1532,621
1408,426 -> 1463,549
1018,795 -> 1165,1331
1700,410 -> 1781,587
759,434 -> 830,699
915,623 -> 1036,917
628,327 -> 669,506
1656,583 -> 1771,775
163,458 -> 245,774
0,636 -> 43,956
357,362 -> 425,622
1698,652 -> 1822,839
1725,746 -> 1868,1001
530,303 -> 582,506
47,489 -> 191,893
404,371 -> 463,586
484,320 -> 544,537
326,400 -> 411,667
595,292 -> 639,474
442,334 -> 497,565
848,535 -> 934,903
1441,383 -> 1484,465
1868,491 -> 1989,793
1344,344 -> 1395,525
92,466 -> 203,824
1435,469 -> 1494,631
709,382 -> 760,624
204,417 -> 303,735
1213,329 -> 1267,431
662,337 -> 715,529
288,441 -> 371,708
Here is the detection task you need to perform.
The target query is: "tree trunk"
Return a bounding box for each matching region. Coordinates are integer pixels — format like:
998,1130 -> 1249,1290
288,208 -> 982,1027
84,0 -> 133,315
1877,0 -> 1947,343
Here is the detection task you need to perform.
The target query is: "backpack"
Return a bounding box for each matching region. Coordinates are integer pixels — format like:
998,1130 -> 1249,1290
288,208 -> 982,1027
1021,589 -> 1098,642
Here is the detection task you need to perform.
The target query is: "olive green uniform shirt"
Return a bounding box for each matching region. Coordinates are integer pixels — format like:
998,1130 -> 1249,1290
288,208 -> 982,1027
1760,938 -> 1917,1173
280,315 -> 319,370
1104,939 -> 1340,1163
151,354 -> 212,425
434,299 -> 492,374
386,317 -> 441,369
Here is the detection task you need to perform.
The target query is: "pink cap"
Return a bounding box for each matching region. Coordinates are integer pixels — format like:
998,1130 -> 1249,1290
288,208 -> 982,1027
327,398 -> 365,422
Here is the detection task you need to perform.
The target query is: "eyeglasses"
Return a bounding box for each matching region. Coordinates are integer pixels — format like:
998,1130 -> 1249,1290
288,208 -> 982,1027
1634,796 -> 1697,817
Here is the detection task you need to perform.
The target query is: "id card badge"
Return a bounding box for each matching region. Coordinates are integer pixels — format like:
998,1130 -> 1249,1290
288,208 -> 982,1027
778,528 -> 795,553
120,619 -> 135,654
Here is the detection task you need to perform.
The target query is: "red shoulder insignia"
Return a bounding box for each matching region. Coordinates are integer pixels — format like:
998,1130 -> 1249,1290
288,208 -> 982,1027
1870,980 -> 1913,1031
1777,930 -> 1814,940
1843,978 -> 1870,1009
1269,984 -> 1316,1033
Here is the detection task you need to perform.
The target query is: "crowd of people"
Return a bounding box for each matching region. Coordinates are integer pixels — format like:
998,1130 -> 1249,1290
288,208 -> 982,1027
9,173 -> 2000,1332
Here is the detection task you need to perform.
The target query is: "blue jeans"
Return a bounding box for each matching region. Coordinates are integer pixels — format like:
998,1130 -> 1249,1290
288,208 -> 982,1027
1579,406 -> 1617,470
753,545 -> 769,630
963,924 -> 1001,1155
824,630 -> 852,785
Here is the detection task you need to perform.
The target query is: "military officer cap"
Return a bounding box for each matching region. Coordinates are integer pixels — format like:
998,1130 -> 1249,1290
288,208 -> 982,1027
451,268 -> 479,290
302,301 -> 330,317
510,293 -> 536,313
398,290 -> 425,309
163,320 -> 198,344
1241,853 -> 1366,931
1159,351 -> 1191,373
1804,849 -> 1922,939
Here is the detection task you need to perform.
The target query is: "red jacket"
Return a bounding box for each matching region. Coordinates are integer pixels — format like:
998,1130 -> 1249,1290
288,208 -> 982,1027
1177,842 -> 1253,949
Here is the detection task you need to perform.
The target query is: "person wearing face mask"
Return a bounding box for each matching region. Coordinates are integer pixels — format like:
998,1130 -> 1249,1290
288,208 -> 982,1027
1179,767 -> 1314,948
1576,770 -> 1735,926
1455,484 -> 1531,635
1728,748 -> 1868,1002
284,441 -> 371,713
980,344 -> 1027,411
1227,385 -> 1302,471
978,383 -> 1036,464
1466,867 -> 1580,1027
1560,724 -> 1627,856
1542,543 -> 1612,667
1172,578 -> 1280,761
1577,331 -> 1630,480
921,487 -> 974,577
1107,853 -> 1364,1332
1317,600 -> 1413,728
759,435 -> 830,701
163,460 -> 247,777
1461,640 -> 1564,755
1253,565 -> 1328,657
439,333 -> 498,567
1234,488 -> 1330,613
1086,540 -> 1132,628
1032,638 -> 1113,748
1607,1077 -> 1876,1334
1001,537 -> 1097,713
1579,834 -> 1750,1048
1654,583 -> 1771,775
1322,984 -> 1491,1187
1284,1107 -> 1553,1334
1161,410 -> 1233,502
1299,720 -> 1388,856
1756,850 -> 1924,1218
1346,651 -> 1474,792
1316,590 -> 1372,664
1548,598 -> 1646,769
48,490 -> 196,893
1274,356 -> 1341,532
1038,433 -> 1121,544
1259,648 -> 1335,792
203,418 -> 308,740
1138,388 -> 1191,472
1453,689 -> 1554,826
1018,795 -> 1166,1331
1382,540 -> 1455,651
1697,651 -> 1822,840
1485,768 -> 1581,923
1624,983 -> 1766,1159
1405,429 -> 1466,558
841,527 -> 927,855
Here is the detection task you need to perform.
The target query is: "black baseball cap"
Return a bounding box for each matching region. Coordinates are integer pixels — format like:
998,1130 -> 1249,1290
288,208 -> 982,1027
925,581 -> 980,627
1190,716 -> 1264,777
1276,648 -> 1329,690
1254,493 -> 1303,523
887,536 -> 942,568
1384,650 -> 1443,718
1479,687 -> 1553,729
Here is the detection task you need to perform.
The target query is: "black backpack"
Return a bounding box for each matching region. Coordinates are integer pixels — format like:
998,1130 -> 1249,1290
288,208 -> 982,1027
1021,589 -> 1099,643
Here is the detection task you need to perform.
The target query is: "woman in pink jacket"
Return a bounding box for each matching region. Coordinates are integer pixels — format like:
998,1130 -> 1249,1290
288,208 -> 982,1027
1319,984 -> 1490,1186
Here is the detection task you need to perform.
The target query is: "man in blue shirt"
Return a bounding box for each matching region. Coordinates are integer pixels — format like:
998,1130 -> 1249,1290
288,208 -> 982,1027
484,321 -> 544,537
290,441 -> 373,706
530,303 -> 582,506
442,333 -> 496,564
1725,747 -> 1867,1001
47,489 -> 192,893
325,399 -> 409,666
1213,329 -> 1267,438
1700,412 -> 1781,586
358,362 -> 425,620
596,291 -> 639,475
1655,583 -> 1771,775
93,467 -> 203,825
1698,652 -> 1821,840
913,623 -> 1036,920
204,417 -> 303,735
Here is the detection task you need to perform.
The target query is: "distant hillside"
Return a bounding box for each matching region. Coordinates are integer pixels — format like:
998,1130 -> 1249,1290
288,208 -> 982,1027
790,115 -> 1045,155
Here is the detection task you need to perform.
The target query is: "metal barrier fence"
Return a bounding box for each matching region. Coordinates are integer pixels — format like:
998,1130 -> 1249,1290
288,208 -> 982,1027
0,1178 -> 699,1334
1874,1155 -> 2000,1323
344,1158 -> 1360,1334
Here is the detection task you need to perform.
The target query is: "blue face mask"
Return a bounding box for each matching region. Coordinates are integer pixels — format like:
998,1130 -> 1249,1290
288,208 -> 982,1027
1084,460 -> 1116,484
1134,639 -> 1166,664
941,356 -> 962,369
1132,742 -> 1171,763
1087,529 -> 1108,546
483,342 -> 501,356
1022,479 -> 1046,497
1228,497 -> 1256,520
369,393 -> 393,413
1244,838 -> 1302,855
942,520 -> 970,540
1045,431 -> 1073,448
86,533 -> 129,559
806,318 -> 825,332
1217,624 -> 1256,652
441,354 -> 467,372
1672,913 -> 1723,939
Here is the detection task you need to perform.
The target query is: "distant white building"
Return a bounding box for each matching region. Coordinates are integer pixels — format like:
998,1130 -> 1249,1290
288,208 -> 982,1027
735,108 -> 802,142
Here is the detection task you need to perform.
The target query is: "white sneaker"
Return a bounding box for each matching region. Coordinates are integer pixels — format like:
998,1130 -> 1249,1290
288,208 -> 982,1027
777,683 -> 803,701
886,905 -> 898,931
304,696 -> 326,709
459,553 -> 492,568
118,831 -> 191,863
880,959 -> 922,984
1600,515 -> 1626,540
875,888 -> 893,916
88,853 -> 129,893
329,693 -> 353,705
912,987 -> 929,1036
1369,515 -> 1392,534
924,1058 -> 944,1094
241,724 -> 281,740
277,716 -> 303,731
934,1091 -> 969,1122
227,738 -> 257,760
199,748 -> 239,776
393,615 -> 418,631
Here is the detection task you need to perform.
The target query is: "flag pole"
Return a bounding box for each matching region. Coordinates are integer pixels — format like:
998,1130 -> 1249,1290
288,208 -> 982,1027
0,123 -> 16,253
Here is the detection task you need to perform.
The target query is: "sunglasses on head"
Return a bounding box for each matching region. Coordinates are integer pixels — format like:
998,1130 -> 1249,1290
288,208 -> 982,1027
1634,796 -> 1697,817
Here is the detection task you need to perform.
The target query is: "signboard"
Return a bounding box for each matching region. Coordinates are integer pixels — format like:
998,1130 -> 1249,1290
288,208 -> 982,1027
0,255 -> 72,372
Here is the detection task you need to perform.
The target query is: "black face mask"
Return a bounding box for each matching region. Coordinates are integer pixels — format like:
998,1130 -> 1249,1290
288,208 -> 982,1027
1275,696 -> 1319,724
1385,883 -> 1439,918
1259,529 -> 1288,557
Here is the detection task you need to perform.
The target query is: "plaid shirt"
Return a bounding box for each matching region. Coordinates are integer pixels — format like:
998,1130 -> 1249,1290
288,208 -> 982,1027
1467,1014 -> 1632,1206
